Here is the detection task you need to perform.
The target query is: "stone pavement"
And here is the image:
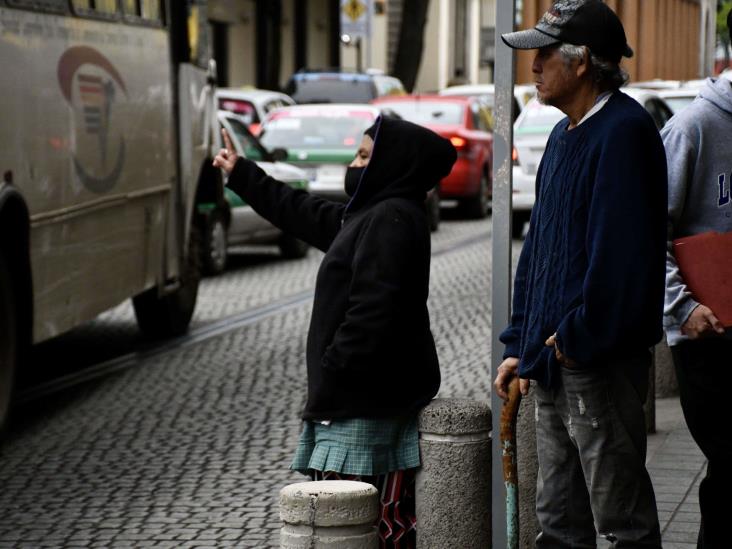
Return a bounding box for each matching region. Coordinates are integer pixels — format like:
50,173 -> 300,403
0,216 -> 710,548
647,397 -> 706,549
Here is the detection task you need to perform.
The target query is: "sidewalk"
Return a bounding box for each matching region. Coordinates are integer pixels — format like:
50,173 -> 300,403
647,397 -> 706,548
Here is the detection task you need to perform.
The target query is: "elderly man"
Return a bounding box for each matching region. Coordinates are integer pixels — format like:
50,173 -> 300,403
660,10 -> 732,548
494,1 -> 667,547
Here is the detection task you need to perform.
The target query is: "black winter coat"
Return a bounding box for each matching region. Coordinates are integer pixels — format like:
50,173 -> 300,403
226,116 -> 457,419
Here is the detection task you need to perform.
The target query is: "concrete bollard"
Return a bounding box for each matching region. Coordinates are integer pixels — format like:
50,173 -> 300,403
279,480 -> 379,549
416,398 -> 492,549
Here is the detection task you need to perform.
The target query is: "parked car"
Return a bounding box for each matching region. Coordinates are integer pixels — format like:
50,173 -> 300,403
511,89 -> 674,238
198,111 -> 310,275
620,87 -> 674,129
216,87 -> 295,135
372,95 -> 494,218
284,69 -> 406,104
657,88 -> 700,114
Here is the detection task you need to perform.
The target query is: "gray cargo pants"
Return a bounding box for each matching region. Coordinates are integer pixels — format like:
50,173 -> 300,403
534,355 -> 662,548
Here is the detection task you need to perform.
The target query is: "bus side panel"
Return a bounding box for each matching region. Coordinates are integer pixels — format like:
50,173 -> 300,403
176,63 -> 214,263
30,194 -> 167,340
0,9 -> 176,343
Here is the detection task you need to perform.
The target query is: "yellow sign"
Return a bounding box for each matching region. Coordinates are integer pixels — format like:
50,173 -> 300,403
343,0 -> 367,22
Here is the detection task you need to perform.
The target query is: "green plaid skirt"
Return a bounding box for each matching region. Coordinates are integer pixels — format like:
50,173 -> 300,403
290,415 -> 420,476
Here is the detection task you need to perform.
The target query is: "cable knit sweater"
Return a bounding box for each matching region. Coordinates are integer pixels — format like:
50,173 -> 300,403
500,91 -> 668,388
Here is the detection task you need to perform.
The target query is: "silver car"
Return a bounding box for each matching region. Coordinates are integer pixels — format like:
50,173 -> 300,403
198,112 -> 310,275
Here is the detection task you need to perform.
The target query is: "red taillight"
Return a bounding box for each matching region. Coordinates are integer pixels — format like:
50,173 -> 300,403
450,136 -> 467,149
512,146 -> 519,165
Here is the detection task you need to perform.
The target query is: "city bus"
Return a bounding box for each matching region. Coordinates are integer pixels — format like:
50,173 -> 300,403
0,0 -> 223,427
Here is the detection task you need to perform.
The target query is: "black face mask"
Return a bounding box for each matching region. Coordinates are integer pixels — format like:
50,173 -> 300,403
344,166 -> 365,197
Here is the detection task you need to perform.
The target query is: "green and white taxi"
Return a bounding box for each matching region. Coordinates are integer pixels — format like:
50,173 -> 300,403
258,104 -> 381,201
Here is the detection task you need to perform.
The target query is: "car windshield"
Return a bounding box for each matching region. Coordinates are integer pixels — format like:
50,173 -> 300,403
288,75 -> 375,103
375,101 -> 464,125
225,117 -> 265,160
515,102 -> 564,134
260,111 -> 376,150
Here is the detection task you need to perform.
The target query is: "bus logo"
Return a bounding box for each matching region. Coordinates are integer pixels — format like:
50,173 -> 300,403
57,46 -> 128,193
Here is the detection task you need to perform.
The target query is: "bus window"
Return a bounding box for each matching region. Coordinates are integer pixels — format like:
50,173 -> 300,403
121,0 -> 162,24
71,0 -> 118,15
140,0 -> 160,21
6,0 -> 67,12
121,0 -> 138,16
94,0 -> 117,13
187,1 -> 211,69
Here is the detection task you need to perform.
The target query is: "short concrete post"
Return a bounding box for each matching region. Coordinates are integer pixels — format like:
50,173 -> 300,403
279,481 -> 379,549
416,398 -> 492,548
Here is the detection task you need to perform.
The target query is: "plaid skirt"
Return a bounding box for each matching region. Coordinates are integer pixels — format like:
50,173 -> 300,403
311,468 -> 417,549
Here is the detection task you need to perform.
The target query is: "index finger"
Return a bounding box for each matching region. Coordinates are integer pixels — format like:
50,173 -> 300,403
222,128 -> 234,152
704,311 -> 725,333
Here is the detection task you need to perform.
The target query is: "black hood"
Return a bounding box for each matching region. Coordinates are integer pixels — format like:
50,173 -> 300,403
345,116 -> 457,214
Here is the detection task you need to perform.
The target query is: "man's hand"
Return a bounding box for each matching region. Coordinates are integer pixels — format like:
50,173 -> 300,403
545,333 -> 577,368
494,357 -> 530,401
681,304 -> 725,339
212,128 -> 238,174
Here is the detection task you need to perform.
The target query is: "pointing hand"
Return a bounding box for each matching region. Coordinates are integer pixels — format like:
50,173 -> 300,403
213,128 -> 238,174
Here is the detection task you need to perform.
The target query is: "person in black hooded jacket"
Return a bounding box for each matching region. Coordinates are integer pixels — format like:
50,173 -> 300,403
213,115 -> 456,548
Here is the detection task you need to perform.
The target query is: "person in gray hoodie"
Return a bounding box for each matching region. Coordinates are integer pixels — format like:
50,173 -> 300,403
660,10 -> 732,548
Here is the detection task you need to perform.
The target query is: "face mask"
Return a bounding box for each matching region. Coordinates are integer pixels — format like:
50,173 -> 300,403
344,166 -> 365,197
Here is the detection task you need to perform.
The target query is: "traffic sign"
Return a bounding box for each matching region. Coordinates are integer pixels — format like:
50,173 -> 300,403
340,0 -> 371,39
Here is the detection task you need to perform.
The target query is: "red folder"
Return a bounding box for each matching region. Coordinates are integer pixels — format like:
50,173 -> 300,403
672,231 -> 732,327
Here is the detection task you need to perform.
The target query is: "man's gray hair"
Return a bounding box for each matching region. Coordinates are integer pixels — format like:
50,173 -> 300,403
558,43 -> 629,90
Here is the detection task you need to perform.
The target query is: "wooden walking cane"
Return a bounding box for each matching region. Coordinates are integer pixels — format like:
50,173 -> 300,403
500,376 -> 523,549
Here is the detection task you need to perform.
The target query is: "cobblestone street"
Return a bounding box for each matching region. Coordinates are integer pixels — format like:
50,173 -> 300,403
0,217 -> 506,548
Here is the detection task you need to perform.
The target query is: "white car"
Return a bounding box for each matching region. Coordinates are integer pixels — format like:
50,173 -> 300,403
511,89 -> 674,238
658,88 -> 700,114
198,111 -> 310,275
216,87 -> 295,135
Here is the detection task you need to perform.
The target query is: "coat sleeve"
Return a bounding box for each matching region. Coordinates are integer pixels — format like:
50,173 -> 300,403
499,218 -> 534,359
226,157 -> 345,252
321,206 -> 419,374
555,120 -> 668,365
661,125 -> 699,328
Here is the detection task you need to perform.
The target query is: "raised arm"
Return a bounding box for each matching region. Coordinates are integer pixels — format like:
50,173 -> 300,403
214,129 -> 344,251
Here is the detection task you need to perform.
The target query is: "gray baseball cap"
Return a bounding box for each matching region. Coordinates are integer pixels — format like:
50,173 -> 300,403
502,0 -> 633,63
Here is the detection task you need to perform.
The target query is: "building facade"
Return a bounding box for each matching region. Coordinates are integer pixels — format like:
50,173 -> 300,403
207,0 -> 498,93
207,0 -> 711,94
515,0 -> 706,84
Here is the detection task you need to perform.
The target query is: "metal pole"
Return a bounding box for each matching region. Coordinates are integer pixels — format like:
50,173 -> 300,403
491,0 -> 516,548
356,37 -> 363,72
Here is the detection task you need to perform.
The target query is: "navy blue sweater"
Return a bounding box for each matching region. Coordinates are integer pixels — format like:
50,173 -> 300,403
500,91 -> 667,388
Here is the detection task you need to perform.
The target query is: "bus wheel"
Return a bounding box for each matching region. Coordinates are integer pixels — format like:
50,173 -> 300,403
202,210 -> 228,276
0,251 -> 17,431
279,234 -> 309,259
132,224 -> 201,339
